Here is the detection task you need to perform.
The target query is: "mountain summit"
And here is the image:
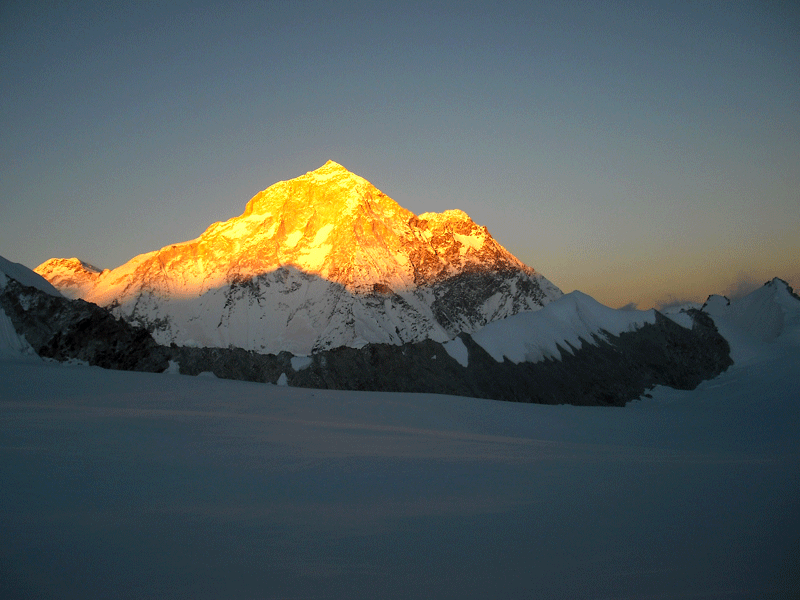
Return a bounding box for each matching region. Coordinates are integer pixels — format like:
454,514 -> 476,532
36,161 -> 561,354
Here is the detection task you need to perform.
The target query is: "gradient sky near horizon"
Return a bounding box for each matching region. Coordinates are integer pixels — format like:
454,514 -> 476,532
2,0 -> 798,309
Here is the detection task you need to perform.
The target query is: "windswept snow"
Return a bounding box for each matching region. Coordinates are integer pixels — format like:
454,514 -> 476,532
702,278 -> 800,364
1,331 -> 797,599
473,290 -> 657,363
0,256 -> 61,296
443,336 -> 469,367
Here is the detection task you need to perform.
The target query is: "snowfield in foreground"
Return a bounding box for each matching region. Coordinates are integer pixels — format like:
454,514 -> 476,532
2,331 -> 798,599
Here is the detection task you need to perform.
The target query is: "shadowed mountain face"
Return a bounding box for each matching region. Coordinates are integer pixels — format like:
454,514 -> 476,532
35,161 -> 561,354
1,266 -> 732,406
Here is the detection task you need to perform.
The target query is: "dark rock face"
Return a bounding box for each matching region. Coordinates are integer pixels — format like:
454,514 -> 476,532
0,278 -> 169,372
430,269 -> 549,334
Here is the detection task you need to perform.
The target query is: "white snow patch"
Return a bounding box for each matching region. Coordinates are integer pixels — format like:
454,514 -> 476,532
0,307 -> 36,359
453,232 -> 484,251
276,372 -> 288,386
265,221 -> 279,238
290,356 -> 313,371
473,290 -> 656,364
664,311 -> 694,329
443,337 -> 469,367
164,360 -> 181,374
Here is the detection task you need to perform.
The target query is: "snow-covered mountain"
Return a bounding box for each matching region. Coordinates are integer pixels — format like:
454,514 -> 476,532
33,257 -> 102,300
36,161 -> 561,354
0,257 -> 168,370
701,277 -> 800,364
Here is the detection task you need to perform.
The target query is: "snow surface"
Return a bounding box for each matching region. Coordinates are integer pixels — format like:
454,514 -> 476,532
1,328 -> 797,599
2,278 -> 799,598
702,279 -> 800,365
0,258 -> 59,359
2,259 -> 798,598
290,355 -> 313,371
0,307 -> 37,359
0,255 -> 61,296
443,336 -> 469,367
473,290 -> 657,363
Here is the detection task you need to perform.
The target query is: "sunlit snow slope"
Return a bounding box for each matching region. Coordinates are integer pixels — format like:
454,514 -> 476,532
36,161 -> 561,354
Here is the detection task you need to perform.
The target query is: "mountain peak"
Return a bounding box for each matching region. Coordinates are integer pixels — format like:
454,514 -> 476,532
37,257 -> 102,274
34,257 -> 103,300
37,162 -> 562,354
242,160 -> 389,219
317,159 -> 348,172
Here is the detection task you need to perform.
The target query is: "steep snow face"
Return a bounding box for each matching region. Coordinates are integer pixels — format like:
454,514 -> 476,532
702,278 -> 800,364
0,256 -> 62,297
36,161 -> 562,354
33,258 -> 102,299
0,256 -> 55,358
0,307 -> 37,359
473,290 -> 657,364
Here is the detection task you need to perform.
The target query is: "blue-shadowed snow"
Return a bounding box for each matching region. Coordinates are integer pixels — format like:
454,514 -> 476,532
0,258 -> 55,358
703,278 -> 800,364
472,290 -> 656,363
0,255 -> 61,296
443,336 -> 469,367
0,307 -> 37,359
1,329 -> 797,599
290,355 -> 313,371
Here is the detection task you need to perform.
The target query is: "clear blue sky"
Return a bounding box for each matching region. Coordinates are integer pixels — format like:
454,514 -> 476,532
2,0 -> 798,308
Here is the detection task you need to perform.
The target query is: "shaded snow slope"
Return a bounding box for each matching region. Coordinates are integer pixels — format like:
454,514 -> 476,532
36,161 -> 561,354
1,332 -> 796,599
0,308 -> 36,359
702,277 -> 800,364
0,255 -> 61,297
0,256 -> 57,359
0,255 -> 168,372
472,290 -> 657,363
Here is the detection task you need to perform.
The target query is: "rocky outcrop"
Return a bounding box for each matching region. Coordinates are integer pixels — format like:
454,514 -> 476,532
0,277 -> 169,372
